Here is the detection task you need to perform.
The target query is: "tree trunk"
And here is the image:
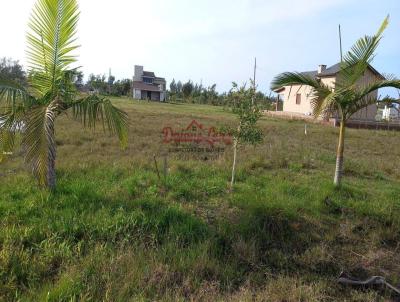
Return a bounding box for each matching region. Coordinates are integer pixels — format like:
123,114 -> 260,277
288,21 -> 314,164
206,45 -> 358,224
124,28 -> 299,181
47,155 -> 56,190
230,137 -> 238,191
334,119 -> 346,186
46,123 -> 57,190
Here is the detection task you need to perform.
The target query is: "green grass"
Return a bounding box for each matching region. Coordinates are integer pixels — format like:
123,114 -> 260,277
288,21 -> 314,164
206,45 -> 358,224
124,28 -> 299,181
1,97 -> 400,301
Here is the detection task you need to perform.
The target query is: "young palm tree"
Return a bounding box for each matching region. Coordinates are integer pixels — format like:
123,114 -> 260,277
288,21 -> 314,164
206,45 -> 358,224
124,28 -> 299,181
0,0 -> 128,189
271,16 -> 400,187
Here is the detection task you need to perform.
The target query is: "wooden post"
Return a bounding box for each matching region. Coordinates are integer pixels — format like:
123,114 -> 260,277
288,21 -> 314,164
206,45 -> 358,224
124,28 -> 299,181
276,94 -> 280,111
163,154 -> 168,183
153,155 -> 161,182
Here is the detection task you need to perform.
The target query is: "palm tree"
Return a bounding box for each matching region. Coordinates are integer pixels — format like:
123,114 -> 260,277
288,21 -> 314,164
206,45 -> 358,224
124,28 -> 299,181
271,16 -> 400,187
0,0 -> 128,189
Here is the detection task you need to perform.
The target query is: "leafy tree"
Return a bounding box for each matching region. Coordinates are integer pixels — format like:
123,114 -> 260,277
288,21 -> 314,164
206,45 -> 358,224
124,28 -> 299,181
192,83 -> 203,98
170,79 -> 177,94
87,74 -> 108,93
271,16 -> 400,186
176,81 -> 183,94
182,81 -> 194,100
111,79 -> 132,96
0,57 -> 26,85
0,0 -> 128,189
227,82 -> 263,190
200,84 -> 218,105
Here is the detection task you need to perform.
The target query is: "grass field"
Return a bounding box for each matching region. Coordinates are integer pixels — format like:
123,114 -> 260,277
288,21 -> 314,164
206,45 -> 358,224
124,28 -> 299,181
1,97 -> 400,301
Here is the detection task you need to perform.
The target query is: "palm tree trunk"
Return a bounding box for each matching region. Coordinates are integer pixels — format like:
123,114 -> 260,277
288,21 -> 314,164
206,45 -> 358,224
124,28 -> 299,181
47,155 -> 56,190
334,119 -> 346,186
230,137 -> 238,191
47,124 -> 56,190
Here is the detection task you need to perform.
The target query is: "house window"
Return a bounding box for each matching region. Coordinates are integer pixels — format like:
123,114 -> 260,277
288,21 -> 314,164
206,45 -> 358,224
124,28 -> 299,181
143,77 -> 153,84
296,93 -> 301,105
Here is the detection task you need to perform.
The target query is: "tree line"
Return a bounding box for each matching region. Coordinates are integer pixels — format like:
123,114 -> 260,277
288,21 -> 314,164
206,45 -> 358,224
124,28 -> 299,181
168,78 -> 278,110
0,60 -> 133,97
0,59 -> 279,109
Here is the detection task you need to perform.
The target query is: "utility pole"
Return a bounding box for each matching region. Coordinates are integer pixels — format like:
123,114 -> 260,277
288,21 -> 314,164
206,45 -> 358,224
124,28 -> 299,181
276,94 -> 279,112
253,57 -> 257,85
108,68 -> 112,94
339,25 -> 343,63
252,57 -> 257,105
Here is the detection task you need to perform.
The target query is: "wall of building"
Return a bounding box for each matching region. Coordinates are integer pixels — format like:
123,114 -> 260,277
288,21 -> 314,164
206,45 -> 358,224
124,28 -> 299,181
151,91 -> 160,101
349,68 -> 379,121
282,84 -> 316,115
133,89 -> 141,99
154,79 -> 166,87
133,65 -> 144,81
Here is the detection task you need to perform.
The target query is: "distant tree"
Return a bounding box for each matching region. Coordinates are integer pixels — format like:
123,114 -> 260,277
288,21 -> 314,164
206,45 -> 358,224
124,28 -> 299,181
206,84 -> 218,105
111,79 -> 132,96
271,16 -> 400,186
170,79 -> 177,94
227,82 -> 263,191
87,74 -> 107,93
182,81 -> 194,100
120,79 -> 132,96
176,81 -> 183,94
192,83 -> 203,99
0,57 -> 26,84
165,79 -> 223,105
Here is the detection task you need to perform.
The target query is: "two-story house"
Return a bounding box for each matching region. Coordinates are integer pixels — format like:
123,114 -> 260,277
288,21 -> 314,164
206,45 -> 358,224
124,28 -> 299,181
132,65 -> 167,101
273,63 -> 385,121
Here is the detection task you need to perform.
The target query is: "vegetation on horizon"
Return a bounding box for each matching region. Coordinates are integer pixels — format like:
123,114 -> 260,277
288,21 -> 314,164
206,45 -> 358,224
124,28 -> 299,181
169,78 -> 278,108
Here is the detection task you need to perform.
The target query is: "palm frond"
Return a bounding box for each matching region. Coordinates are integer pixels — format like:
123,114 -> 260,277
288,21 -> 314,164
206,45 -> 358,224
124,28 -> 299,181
270,72 -> 322,91
68,95 -> 129,148
345,94 -> 375,118
0,104 -> 27,152
358,79 -> 400,99
341,79 -> 400,117
27,0 -> 80,97
23,104 -> 57,187
0,78 -> 30,107
0,78 -> 35,153
379,96 -> 400,107
310,89 -> 338,118
338,16 -> 389,87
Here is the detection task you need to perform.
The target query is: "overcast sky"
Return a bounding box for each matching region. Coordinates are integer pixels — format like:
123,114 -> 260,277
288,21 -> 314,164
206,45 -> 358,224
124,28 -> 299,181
1,0 -> 399,95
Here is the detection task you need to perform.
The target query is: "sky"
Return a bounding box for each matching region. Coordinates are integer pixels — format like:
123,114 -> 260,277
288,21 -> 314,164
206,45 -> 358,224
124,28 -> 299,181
1,0 -> 399,96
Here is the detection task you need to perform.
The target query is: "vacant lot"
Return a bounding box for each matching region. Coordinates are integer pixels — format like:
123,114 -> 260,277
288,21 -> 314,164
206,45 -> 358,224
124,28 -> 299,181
1,98 -> 400,301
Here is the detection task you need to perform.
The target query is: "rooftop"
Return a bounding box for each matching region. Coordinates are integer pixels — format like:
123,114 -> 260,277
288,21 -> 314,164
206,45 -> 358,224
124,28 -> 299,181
143,71 -> 155,78
300,63 -> 384,79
